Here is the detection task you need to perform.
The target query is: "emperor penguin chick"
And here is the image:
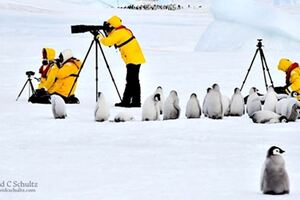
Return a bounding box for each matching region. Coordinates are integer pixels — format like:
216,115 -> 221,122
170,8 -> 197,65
114,112 -> 134,122
142,93 -> 161,121
229,88 -> 245,116
261,146 -> 290,195
51,94 -> 67,119
202,87 -> 212,117
206,83 -> 223,119
246,87 -> 262,117
163,90 -> 180,120
251,110 -> 287,124
154,86 -> 164,115
185,93 -> 201,119
263,86 -> 278,112
94,92 -> 109,122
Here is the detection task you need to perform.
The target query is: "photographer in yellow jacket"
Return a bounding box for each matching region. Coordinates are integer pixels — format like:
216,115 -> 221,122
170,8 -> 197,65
97,15 -> 146,107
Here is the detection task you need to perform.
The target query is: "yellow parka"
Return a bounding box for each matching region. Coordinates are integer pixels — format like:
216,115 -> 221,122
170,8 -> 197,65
100,15 -> 146,65
48,58 -> 81,97
278,58 -> 300,100
38,48 -> 56,89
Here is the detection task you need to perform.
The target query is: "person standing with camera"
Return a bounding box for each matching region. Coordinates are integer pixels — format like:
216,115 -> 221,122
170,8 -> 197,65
97,15 -> 146,107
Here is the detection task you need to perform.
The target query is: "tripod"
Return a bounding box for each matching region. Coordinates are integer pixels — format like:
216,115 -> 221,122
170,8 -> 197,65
240,39 -> 274,92
16,71 -> 36,101
69,32 -> 122,102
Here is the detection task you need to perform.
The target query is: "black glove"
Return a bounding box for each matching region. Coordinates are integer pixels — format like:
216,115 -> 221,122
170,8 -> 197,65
35,88 -> 48,96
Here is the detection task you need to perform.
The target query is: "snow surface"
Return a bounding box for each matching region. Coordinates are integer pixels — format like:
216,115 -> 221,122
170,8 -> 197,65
1,1 -> 300,199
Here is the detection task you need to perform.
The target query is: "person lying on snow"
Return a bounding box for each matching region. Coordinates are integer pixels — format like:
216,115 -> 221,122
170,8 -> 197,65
275,58 -> 300,100
29,49 -> 81,104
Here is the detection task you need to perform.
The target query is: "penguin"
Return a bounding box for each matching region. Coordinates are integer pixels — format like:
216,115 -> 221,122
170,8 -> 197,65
246,87 -> 262,117
206,83 -> 223,119
229,87 -> 245,116
163,90 -> 180,120
263,86 -> 279,112
114,112 -> 134,122
142,93 -> 161,121
221,95 -> 230,117
51,94 -> 67,119
202,87 -> 212,117
275,96 -> 300,122
251,110 -> 287,124
94,92 -> 109,122
261,146 -> 290,195
154,86 -> 164,115
185,93 -> 201,119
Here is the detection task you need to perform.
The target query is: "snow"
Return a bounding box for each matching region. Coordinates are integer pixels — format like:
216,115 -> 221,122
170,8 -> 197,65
1,0 -> 300,199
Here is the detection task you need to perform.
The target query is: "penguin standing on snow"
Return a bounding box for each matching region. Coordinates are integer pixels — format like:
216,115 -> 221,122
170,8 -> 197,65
51,94 -> 67,119
154,86 -> 164,115
202,87 -> 212,117
94,92 -> 109,122
206,83 -> 223,119
246,87 -> 262,117
185,93 -> 201,119
263,86 -> 279,112
251,110 -> 287,124
222,95 -> 230,117
163,90 -> 180,120
261,146 -> 290,195
229,88 -> 244,116
142,93 -> 161,121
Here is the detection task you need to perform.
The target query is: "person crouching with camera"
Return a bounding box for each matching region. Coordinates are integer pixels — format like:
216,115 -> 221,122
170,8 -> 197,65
29,49 -> 81,104
97,15 -> 146,107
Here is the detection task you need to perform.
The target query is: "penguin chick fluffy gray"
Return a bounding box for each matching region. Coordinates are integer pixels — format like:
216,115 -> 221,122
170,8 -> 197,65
261,146 -> 290,195
246,87 -> 262,117
51,94 -> 67,119
154,86 -> 164,115
142,93 -> 160,121
163,90 -> 180,120
206,83 -> 223,119
251,110 -> 287,124
185,93 -> 201,119
229,87 -> 245,116
94,92 -> 109,122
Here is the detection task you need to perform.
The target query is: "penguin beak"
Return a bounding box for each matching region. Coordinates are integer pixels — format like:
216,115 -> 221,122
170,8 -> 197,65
281,149 -> 285,154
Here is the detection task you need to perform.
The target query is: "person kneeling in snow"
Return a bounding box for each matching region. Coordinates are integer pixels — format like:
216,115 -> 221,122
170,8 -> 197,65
29,49 -> 82,104
29,48 -> 57,104
276,58 -> 300,100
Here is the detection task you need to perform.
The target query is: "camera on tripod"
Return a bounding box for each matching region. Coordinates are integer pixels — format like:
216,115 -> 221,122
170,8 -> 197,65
71,21 -> 113,36
26,71 -> 35,77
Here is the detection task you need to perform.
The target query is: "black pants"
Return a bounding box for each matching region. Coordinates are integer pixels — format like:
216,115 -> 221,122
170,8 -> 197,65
122,64 -> 141,104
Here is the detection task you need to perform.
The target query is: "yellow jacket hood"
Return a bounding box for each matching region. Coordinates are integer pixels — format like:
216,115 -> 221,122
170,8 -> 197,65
42,48 -> 56,61
107,15 -> 122,28
278,58 -> 293,72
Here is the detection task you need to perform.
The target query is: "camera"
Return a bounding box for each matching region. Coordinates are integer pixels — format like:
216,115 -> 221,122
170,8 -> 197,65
71,21 -> 113,36
26,71 -> 35,76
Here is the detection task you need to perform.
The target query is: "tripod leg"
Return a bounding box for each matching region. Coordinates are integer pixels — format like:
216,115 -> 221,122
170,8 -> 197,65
260,50 -> 274,87
259,49 -> 268,90
95,36 -> 99,102
240,49 -> 259,91
16,79 -> 29,101
29,78 -> 35,96
68,39 -> 95,98
96,39 -> 122,101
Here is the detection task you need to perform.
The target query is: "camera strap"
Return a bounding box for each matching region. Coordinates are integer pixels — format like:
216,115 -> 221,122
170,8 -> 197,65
114,25 -> 135,48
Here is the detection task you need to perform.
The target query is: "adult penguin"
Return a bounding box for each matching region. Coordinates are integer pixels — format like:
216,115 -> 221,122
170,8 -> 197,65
154,86 -> 164,114
206,83 -> 223,119
163,90 -> 180,120
185,93 -> 201,119
94,92 -> 109,122
229,87 -> 245,116
251,110 -> 287,124
261,146 -> 290,195
142,93 -> 161,121
246,87 -> 262,117
51,94 -> 67,119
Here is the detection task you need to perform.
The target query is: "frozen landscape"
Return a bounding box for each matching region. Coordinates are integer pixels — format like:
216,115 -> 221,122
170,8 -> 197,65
1,0 -> 300,199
